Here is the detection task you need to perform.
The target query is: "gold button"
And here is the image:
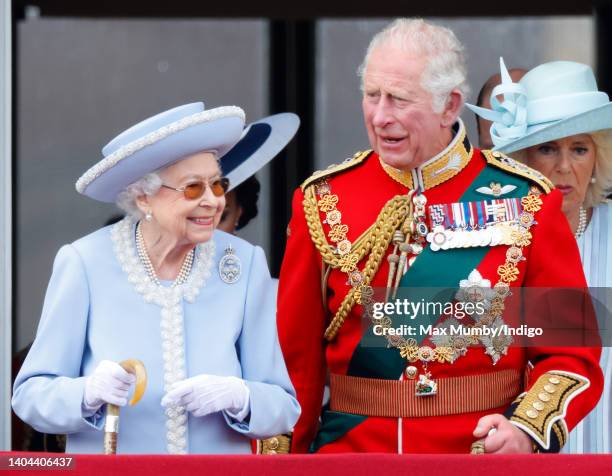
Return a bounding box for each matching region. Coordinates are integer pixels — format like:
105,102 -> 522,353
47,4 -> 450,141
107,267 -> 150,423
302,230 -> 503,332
405,366 -> 418,380
268,437 -> 279,450
538,392 -> 551,402
544,384 -> 556,394
549,377 -> 560,385
533,401 -> 545,411
526,409 -> 539,419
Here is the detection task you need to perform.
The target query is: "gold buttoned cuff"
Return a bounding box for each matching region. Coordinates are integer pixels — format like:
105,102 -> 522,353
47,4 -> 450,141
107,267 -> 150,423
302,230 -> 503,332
508,371 -> 589,452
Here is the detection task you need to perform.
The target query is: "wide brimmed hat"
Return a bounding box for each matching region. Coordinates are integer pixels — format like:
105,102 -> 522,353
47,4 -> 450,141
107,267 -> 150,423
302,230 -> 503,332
76,102 -> 245,202
467,58 -> 612,153
221,113 -> 300,191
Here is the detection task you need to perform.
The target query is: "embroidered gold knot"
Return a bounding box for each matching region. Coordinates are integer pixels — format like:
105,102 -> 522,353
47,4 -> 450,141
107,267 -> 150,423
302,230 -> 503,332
521,194 -> 543,213
434,346 -> 455,363
399,344 -> 419,361
338,253 -> 359,273
498,263 -> 520,283
489,297 -> 506,316
328,224 -> 349,242
318,194 -> 339,212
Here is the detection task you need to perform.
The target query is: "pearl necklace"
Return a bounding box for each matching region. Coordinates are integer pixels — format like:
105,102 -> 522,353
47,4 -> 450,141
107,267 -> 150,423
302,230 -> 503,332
575,207 -> 587,240
136,222 -> 194,287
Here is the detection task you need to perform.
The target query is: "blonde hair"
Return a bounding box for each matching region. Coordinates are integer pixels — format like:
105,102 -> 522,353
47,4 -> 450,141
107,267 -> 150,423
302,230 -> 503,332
357,18 -> 470,113
510,130 -> 612,208
588,130 -> 612,208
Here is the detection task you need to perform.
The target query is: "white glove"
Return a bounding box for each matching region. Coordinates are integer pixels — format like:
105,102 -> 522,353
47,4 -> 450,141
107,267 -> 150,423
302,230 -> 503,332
161,375 -> 250,420
83,360 -> 136,412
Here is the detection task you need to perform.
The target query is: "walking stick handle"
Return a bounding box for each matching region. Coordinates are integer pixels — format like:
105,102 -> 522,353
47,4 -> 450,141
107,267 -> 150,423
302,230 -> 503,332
103,359 -> 147,455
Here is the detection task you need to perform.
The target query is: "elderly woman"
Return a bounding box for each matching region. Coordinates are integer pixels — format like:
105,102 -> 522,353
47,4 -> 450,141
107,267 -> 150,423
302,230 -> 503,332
469,60 -> 612,453
12,102 -> 300,454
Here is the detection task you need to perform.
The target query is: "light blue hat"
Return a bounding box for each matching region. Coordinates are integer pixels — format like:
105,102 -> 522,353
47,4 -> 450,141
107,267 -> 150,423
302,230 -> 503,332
467,58 -> 612,153
221,112 -> 300,192
76,102 -> 245,202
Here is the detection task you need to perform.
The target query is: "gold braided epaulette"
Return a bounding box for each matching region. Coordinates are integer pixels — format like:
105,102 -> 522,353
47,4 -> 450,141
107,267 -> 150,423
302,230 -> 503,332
482,150 -> 553,194
300,150 -> 373,191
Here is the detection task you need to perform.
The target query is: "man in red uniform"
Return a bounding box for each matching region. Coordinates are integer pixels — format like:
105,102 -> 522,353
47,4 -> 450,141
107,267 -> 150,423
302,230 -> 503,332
273,18 -> 602,454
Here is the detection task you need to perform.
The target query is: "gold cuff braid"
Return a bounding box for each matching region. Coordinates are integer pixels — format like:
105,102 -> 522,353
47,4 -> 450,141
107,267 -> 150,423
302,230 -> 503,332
256,433 -> 292,454
509,371 -> 589,451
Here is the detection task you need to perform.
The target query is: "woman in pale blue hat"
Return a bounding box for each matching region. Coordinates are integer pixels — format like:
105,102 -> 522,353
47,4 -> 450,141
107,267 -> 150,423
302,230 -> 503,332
12,102 -> 300,454
470,60 -> 612,453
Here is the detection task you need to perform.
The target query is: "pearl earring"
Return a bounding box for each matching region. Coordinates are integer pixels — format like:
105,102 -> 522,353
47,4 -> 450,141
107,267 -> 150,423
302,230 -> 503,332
145,211 -> 153,222
591,176 -> 596,184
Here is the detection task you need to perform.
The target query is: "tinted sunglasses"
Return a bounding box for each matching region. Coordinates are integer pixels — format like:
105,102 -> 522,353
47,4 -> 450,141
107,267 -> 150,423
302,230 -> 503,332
161,177 -> 230,200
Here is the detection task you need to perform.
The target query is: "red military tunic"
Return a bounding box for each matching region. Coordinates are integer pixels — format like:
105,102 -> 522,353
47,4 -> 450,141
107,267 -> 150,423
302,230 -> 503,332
276,122 -> 602,453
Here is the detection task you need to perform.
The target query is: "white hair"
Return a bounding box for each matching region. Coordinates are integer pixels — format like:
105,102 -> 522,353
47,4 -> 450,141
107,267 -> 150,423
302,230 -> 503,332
357,18 -> 470,113
115,172 -> 163,219
511,130 -> 612,208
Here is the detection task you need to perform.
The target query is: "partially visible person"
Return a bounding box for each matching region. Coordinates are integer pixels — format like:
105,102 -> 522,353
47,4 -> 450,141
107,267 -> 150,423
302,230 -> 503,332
216,112 -> 300,455
474,66 -> 527,149
12,102 -> 300,454
219,176 -> 261,233
469,59 -> 612,453
218,113 -> 299,234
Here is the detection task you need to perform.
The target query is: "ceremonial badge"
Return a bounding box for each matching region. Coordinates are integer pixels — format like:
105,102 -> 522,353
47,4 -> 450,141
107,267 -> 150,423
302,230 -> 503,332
219,244 -> 241,284
475,182 -> 517,197
415,372 -> 438,397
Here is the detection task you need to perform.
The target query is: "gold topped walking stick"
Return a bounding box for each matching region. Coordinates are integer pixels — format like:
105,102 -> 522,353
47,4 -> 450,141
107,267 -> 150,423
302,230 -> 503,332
104,359 -> 147,455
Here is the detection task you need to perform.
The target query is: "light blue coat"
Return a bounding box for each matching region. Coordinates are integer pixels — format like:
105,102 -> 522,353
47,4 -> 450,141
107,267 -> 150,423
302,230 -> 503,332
12,221 -> 300,454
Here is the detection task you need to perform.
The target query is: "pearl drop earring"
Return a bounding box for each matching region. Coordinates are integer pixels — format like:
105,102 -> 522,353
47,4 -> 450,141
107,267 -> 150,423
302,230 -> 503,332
145,211 -> 153,222
591,176 -> 596,184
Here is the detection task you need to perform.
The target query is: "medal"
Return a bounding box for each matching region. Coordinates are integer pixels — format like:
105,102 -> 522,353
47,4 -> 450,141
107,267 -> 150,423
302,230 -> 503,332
219,244 -> 242,284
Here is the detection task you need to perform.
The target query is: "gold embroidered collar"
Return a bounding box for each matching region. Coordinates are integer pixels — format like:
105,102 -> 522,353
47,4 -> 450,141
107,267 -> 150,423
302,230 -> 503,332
380,119 -> 473,191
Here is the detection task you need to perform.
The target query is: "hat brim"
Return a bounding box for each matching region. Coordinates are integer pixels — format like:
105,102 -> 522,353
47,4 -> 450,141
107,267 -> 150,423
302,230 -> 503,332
78,107 -> 244,203
496,102 -> 612,154
221,113 -> 300,191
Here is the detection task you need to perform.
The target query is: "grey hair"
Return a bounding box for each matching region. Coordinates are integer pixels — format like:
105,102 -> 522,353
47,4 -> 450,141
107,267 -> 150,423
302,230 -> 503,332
357,18 -> 470,113
115,172 -> 163,219
510,130 -> 612,209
